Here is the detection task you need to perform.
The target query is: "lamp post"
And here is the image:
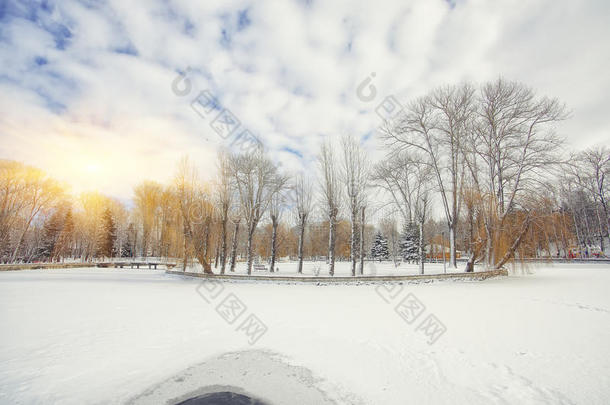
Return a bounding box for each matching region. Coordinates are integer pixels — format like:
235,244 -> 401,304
442,231 -> 446,274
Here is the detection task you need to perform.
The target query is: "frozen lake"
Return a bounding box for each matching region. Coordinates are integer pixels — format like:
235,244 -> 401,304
0,263 -> 609,404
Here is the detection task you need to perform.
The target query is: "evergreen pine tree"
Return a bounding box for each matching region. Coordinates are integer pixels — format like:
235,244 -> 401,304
36,209 -> 65,261
97,207 -> 117,258
370,231 -> 390,261
53,208 -> 74,261
399,222 -> 420,263
122,223 -> 136,258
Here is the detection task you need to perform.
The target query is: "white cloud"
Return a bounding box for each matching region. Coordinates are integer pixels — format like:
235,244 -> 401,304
1,0 -> 609,200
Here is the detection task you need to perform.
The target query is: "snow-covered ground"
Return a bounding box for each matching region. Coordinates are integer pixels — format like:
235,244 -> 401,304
189,260 -> 471,276
0,263 -> 609,404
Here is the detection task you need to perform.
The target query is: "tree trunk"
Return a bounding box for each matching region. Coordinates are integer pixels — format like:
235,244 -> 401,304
270,220 -> 278,272
10,229 -> 27,263
594,206 -> 605,254
350,210 -> 357,276
359,207 -> 365,275
468,208 -> 474,257
328,211 -> 337,276
494,215 -> 531,270
220,217 -> 228,274
229,221 -> 240,272
449,225 -> 457,268
297,215 -> 306,274
602,200 -> 610,253
246,226 -> 254,275
465,256 -> 475,272
571,208 -> 583,256
11,213 -> 35,262
465,236 -> 485,272
203,222 -> 210,261
142,229 -> 148,258
418,220 -> 425,275
182,223 -> 188,272
484,220 -> 493,269
194,248 -> 213,274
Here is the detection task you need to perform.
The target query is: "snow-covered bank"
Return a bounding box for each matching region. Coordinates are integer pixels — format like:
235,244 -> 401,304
187,260 -> 473,276
166,268 -> 507,285
0,263 -> 609,404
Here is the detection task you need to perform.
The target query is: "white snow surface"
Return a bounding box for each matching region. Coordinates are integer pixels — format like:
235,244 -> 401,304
0,262 -> 609,404
185,260 -> 470,276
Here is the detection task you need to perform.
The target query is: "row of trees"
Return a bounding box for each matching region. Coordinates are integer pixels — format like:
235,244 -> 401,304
379,78 -> 608,270
0,154 -> 377,272
0,161 -> 132,263
1,78 -> 608,273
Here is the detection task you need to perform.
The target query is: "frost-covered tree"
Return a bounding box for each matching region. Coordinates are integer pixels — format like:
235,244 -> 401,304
216,150 -> 233,274
269,178 -> 288,273
341,134 -> 370,276
400,222 -> 420,263
293,174 -> 313,274
465,78 -> 567,270
381,84 -> 475,269
370,232 -> 389,261
231,151 -> 286,275
568,146 -> 610,253
318,140 -> 341,276
372,151 -> 433,273
228,218 -> 240,272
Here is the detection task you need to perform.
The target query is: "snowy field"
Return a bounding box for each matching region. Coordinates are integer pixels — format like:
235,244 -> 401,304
0,263 -> 609,404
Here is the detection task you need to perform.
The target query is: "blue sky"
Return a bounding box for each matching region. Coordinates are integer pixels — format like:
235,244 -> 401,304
1,0 -> 609,198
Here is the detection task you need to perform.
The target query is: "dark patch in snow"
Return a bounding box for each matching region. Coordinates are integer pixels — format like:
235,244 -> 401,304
177,391 -> 267,405
129,350 -> 350,405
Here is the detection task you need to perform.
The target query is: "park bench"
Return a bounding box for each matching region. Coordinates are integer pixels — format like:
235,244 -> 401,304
253,264 -> 268,272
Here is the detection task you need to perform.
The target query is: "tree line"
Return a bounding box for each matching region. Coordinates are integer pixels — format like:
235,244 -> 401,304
1,78 -> 608,273
378,77 -> 608,270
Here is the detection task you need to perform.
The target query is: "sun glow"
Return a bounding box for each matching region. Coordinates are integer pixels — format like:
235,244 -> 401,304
85,162 -> 101,174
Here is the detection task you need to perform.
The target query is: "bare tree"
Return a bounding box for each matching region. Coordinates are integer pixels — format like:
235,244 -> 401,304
0,161 -> 29,259
133,181 -> 162,257
465,78 -> 568,269
358,205 -> 366,275
318,140 -> 341,276
413,166 -> 433,275
340,134 -> 369,276
231,151 -> 285,275
10,166 -> 63,262
379,214 -> 400,267
372,155 -> 417,224
381,83 -> 475,268
77,192 -> 111,261
570,146 -> 610,252
174,157 -> 213,274
268,176 -> 288,272
373,152 -> 433,273
216,151 -> 233,274
228,217 -> 240,272
293,174 -> 313,273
